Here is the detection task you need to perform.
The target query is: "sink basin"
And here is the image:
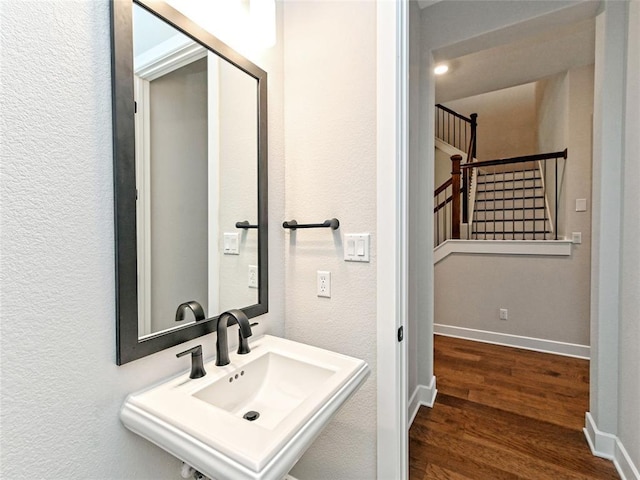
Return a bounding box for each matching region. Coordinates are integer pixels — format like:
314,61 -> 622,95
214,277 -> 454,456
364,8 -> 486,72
120,335 -> 370,480
194,352 -> 336,430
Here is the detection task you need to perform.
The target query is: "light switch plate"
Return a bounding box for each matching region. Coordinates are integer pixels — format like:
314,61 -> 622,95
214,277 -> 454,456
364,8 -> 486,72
576,198 -> 587,212
344,234 -> 370,262
572,232 -> 582,244
223,232 -> 240,255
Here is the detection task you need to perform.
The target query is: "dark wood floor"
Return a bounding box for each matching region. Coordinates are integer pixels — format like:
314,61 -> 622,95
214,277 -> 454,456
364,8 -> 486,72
409,335 -> 619,479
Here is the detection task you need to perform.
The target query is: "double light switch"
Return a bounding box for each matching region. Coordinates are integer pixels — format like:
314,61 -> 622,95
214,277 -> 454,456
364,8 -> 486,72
223,232 -> 240,255
344,234 -> 370,262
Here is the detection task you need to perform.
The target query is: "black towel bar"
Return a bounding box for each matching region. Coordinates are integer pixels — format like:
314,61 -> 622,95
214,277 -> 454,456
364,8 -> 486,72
282,218 -> 340,230
236,221 -> 258,229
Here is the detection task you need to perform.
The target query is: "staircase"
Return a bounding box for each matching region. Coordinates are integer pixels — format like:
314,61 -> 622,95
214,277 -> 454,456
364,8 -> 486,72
433,104 -> 567,247
472,166 -> 551,240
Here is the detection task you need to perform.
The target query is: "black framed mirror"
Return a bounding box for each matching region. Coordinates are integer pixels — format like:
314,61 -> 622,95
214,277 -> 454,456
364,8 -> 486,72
110,0 -> 268,365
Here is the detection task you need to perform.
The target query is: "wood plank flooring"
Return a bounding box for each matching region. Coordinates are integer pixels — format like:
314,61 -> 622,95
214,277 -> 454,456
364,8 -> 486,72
409,335 -> 619,479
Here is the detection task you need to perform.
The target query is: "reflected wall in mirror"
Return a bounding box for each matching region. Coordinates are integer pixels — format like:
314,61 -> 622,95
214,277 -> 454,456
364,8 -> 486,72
132,5 -> 259,337
111,0 -> 268,364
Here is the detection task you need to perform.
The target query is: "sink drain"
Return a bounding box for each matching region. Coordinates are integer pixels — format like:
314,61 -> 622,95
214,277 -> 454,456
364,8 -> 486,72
243,410 -> 260,421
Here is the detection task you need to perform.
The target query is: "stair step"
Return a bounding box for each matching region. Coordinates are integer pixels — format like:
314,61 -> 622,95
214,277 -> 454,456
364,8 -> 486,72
476,186 -> 543,194
475,195 -> 544,201
472,220 -> 549,228
476,175 -> 542,185
473,218 -> 549,223
472,218 -> 550,230
474,206 -> 546,212
474,200 -> 546,211
477,170 -> 540,181
472,232 -> 555,240
474,212 -> 548,222
478,167 -> 538,173
472,229 -> 552,235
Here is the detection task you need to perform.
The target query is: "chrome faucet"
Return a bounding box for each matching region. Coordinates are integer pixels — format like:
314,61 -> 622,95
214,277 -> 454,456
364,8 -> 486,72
214,309 -> 253,366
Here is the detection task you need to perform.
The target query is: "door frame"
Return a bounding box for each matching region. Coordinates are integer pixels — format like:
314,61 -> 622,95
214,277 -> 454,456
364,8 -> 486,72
376,0 -> 408,478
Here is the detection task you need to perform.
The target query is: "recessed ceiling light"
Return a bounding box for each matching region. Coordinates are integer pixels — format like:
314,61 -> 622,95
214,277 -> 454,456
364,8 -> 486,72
434,64 -> 449,75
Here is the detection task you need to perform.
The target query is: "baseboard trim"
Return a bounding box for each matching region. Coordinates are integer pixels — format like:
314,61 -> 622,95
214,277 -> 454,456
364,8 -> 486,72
408,376 -> 437,429
584,412 -> 640,480
434,324 -> 590,359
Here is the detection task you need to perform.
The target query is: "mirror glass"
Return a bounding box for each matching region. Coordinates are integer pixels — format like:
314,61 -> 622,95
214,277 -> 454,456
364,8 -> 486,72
111,0 -> 268,364
133,4 -> 258,337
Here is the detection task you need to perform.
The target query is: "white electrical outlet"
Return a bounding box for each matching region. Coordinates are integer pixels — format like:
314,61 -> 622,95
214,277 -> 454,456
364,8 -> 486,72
499,308 -> 508,321
248,265 -> 258,288
317,271 -> 331,298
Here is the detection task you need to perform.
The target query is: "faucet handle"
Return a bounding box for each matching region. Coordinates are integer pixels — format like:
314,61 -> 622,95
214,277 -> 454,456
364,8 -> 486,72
238,322 -> 259,355
176,345 -> 207,379
238,330 -> 251,355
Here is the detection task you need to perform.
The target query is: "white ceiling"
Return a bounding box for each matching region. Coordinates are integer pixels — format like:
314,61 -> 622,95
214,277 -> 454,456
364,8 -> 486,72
436,19 -> 595,103
416,0 -> 441,9
418,0 -> 599,103
432,13 -> 596,103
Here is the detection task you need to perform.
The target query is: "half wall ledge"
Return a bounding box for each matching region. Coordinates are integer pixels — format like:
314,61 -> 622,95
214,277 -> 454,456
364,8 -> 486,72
434,239 -> 573,264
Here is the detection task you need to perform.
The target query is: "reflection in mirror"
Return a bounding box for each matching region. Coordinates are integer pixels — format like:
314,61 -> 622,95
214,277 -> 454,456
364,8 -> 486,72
111,0 -> 268,365
132,5 -> 258,338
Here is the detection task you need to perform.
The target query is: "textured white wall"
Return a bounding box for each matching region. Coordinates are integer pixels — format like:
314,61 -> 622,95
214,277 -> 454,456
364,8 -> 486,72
0,0 -> 285,478
282,2 -> 378,478
618,0 -> 640,469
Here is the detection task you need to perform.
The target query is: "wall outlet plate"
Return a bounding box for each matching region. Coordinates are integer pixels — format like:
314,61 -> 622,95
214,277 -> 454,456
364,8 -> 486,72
317,271 -> 331,298
248,265 -> 258,288
499,308 -> 508,321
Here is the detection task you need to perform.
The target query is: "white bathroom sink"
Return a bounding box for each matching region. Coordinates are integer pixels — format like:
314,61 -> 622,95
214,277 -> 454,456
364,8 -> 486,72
120,335 -> 370,480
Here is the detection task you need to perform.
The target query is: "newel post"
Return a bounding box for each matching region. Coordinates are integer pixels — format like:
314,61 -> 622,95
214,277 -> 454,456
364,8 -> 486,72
451,154 -> 462,239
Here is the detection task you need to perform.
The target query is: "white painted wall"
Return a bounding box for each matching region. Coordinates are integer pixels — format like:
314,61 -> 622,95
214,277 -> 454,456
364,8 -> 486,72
149,58 -> 209,331
0,1 -> 285,478
562,66 -> 593,242
535,66 -> 595,244
435,253 -> 590,346
445,83 -> 539,160
618,0 -> 640,470
589,0 -> 626,438
217,59 -> 260,312
434,146 -> 453,189
282,2 -> 378,478
536,70 -> 569,234
408,0 -> 422,407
